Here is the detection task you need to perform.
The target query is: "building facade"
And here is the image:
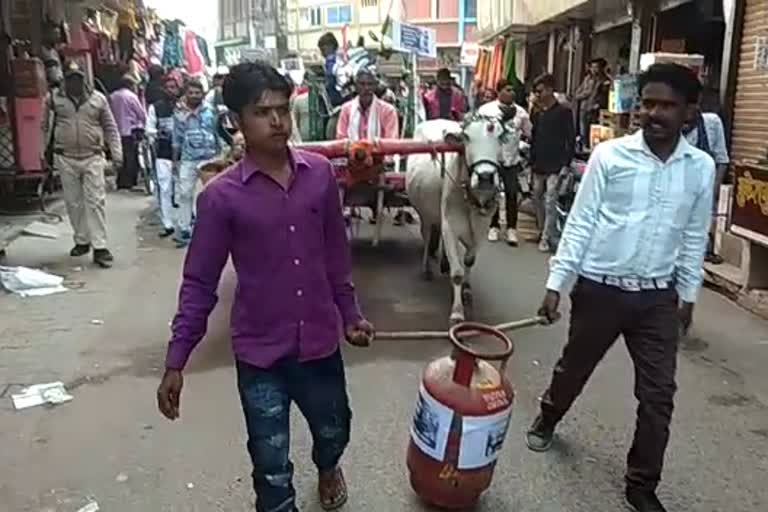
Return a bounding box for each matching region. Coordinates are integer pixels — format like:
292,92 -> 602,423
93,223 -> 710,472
285,0 -> 401,62
216,0 -> 286,66
401,0 -> 478,77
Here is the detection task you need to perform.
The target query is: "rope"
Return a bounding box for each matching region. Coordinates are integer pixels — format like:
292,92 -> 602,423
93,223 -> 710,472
375,316 -> 546,340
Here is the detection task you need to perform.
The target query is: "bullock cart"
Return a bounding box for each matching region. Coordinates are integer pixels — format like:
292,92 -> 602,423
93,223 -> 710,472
292,138 -> 462,246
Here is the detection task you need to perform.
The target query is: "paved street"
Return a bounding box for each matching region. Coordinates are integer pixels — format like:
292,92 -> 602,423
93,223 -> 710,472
1,194 -> 768,512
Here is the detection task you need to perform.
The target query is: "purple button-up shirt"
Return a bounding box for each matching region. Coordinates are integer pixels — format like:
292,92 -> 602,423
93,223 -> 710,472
165,149 -> 363,370
109,88 -> 147,137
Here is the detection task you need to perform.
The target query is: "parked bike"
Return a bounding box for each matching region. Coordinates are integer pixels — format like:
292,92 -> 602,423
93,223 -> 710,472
550,158 -> 588,249
133,128 -> 156,196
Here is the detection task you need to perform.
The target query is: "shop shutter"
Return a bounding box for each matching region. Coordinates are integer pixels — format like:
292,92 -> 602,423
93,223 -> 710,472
732,0 -> 768,163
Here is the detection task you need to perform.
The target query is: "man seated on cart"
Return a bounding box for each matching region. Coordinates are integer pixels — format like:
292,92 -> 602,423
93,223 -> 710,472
336,68 -> 400,224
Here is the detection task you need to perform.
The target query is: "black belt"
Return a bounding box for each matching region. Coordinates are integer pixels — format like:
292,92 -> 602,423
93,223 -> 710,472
54,149 -> 103,159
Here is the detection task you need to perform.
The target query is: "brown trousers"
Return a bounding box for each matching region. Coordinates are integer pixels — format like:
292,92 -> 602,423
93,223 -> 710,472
540,277 -> 680,491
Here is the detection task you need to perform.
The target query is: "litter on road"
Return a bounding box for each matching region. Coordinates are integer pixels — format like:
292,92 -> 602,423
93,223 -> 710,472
0,266 -> 68,297
22,221 -> 70,239
11,382 -> 74,410
75,501 -> 100,512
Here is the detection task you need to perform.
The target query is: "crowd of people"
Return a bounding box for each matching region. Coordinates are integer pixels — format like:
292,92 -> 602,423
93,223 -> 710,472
47,60 -> 234,268
147,58 -> 724,512
46,37 -> 730,276
465,56 -> 728,263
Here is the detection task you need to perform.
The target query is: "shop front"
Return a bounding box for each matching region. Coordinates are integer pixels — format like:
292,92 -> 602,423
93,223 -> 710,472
721,0 -> 768,290
0,0 -> 213,210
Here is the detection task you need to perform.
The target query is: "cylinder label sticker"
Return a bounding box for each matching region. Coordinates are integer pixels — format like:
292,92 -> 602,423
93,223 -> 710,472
410,384 -> 454,462
458,407 -> 512,469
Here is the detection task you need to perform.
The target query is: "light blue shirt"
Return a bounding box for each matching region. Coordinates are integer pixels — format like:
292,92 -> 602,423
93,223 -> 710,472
546,130 -> 715,303
172,105 -> 220,162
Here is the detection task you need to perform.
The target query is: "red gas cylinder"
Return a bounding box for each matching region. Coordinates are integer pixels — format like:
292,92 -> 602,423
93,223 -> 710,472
406,322 -> 515,509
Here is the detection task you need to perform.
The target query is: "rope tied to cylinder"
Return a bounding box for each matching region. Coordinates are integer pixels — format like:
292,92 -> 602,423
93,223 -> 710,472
374,316 -> 547,341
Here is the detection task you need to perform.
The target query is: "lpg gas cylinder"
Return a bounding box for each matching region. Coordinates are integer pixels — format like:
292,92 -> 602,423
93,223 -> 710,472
406,322 -> 515,509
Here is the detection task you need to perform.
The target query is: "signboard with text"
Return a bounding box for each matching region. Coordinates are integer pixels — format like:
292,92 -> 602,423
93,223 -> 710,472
460,43 -> 479,67
389,21 -> 437,59
731,163 -> 768,247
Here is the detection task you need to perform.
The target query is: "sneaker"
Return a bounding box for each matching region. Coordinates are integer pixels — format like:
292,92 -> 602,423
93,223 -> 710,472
159,228 -> 175,238
488,227 -> 500,242
525,415 -> 555,452
93,249 -> 114,268
625,488 -> 667,512
538,239 -> 551,253
506,229 -> 519,246
70,244 -> 91,257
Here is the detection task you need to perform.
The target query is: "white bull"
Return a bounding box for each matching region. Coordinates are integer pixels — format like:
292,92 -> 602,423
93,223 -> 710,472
406,116 -> 508,324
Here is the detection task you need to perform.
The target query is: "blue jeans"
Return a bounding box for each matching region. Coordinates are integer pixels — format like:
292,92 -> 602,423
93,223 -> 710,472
236,350 -> 352,512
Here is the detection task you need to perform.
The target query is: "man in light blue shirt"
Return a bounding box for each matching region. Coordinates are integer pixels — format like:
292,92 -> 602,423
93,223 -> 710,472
172,80 -> 221,247
527,64 -> 715,512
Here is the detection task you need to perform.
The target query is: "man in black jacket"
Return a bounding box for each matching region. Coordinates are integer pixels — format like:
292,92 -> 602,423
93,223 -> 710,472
530,73 -> 575,253
146,76 -> 181,238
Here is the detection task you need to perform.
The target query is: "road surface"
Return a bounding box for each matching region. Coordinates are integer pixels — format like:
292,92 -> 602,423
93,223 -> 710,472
1,194 -> 767,511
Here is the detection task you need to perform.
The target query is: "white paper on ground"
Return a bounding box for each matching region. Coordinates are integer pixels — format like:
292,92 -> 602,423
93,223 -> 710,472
76,502 -> 100,512
11,382 -> 74,410
0,266 -> 68,297
22,221 -> 70,239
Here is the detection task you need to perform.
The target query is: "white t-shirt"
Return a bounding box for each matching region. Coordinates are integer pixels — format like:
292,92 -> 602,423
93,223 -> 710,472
684,112 -> 730,166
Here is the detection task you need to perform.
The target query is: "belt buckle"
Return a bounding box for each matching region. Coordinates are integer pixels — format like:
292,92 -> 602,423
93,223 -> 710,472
621,278 -> 640,291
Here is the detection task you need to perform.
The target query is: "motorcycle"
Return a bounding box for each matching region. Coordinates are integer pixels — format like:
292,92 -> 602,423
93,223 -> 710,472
550,158 -> 588,249
133,128 -> 157,196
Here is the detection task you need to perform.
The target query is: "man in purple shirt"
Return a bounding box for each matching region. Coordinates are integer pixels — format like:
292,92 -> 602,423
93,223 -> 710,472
156,61 -> 374,512
109,76 -> 147,189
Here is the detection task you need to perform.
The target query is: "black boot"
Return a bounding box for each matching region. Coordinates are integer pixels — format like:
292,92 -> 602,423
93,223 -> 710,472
626,488 -> 667,512
70,244 -> 91,257
525,414 -> 556,452
93,249 -> 114,268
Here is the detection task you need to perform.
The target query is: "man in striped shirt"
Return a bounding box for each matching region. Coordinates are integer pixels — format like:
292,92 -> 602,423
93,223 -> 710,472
528,64 -> 715,512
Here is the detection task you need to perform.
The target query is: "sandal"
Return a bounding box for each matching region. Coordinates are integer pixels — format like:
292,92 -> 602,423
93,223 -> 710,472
318,467 -> 348,510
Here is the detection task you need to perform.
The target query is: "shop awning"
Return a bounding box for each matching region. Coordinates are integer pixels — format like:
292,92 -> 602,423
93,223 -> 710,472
214,37 -> 250,48
477,24 -> 532,46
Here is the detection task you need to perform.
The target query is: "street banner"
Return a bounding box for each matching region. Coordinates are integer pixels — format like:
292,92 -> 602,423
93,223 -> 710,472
389,21 -> 437,59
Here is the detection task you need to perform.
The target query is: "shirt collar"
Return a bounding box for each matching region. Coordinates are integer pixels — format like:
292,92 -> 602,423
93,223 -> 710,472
240,147 -> 310,184
626,130 -> 694,162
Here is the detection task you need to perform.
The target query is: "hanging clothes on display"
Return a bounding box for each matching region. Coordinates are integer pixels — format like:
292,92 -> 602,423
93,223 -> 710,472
162,21 -> 185,69
183,30 -> 205,76
150,30 -> 165,66
195,35 -> 211,68
101,9 -> 120,41
486,40 -> 504,91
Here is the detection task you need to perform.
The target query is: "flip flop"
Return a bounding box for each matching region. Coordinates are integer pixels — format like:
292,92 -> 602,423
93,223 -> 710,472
318,467 -> 348,511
